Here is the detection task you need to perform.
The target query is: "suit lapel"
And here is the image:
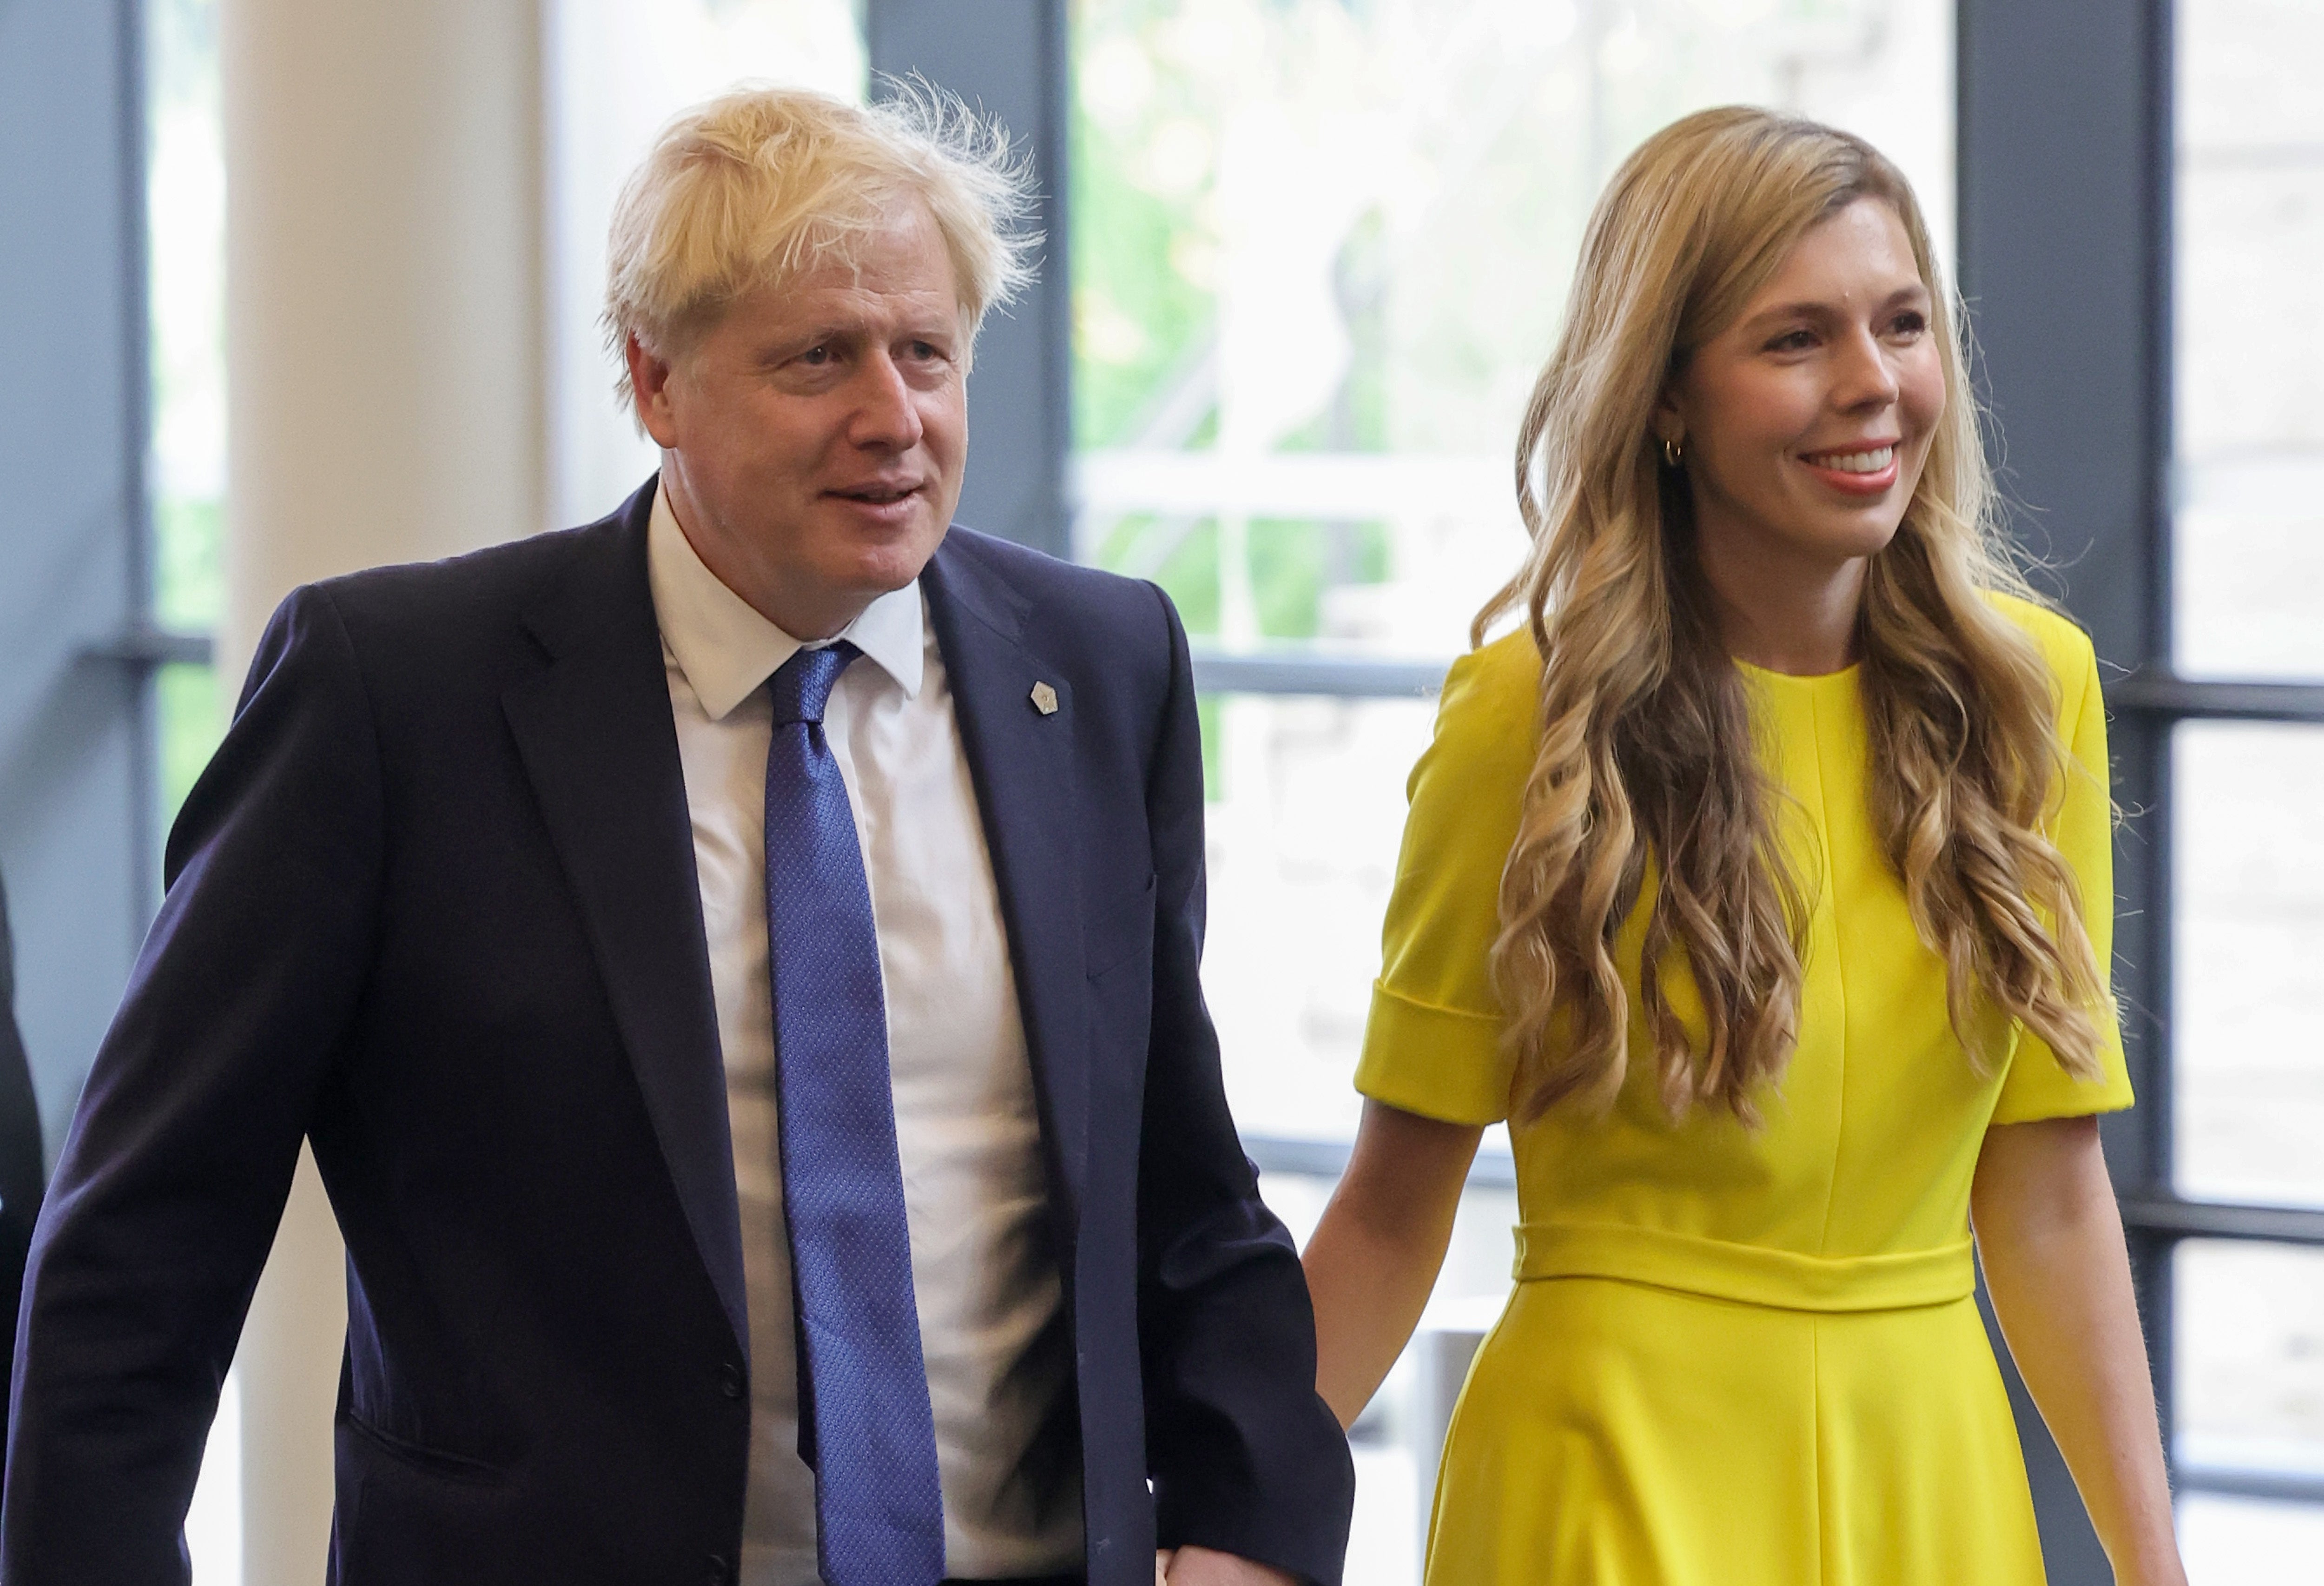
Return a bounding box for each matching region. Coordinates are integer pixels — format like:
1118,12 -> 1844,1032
500,483 -> 749,1356
923,541 -> 1089,1227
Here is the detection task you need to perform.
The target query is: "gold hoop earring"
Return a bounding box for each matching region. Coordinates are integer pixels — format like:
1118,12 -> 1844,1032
1662,435 -> 1684,469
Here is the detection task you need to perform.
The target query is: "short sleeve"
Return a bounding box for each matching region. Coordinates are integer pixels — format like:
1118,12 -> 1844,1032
1352,634 -> 1539,1126
1991,615 -> 2137,1123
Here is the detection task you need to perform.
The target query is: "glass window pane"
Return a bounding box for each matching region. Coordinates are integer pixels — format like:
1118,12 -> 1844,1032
149,0 -> 228,833
1202,692 -> 1438,1141
2175,1241 -> 2324,1484
2172,722 -> 2324,1207
2173,0 -> 2324,680
1071,0 -> 1957,661
2179,1492 -> 2324,1585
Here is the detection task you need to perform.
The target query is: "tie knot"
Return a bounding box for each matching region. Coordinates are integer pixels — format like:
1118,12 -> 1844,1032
768,641 -> 859,727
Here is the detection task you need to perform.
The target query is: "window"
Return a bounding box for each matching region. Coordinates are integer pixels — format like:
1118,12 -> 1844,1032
2162,0 -> 2324,1565
1068,1 -> 1957,1576
1072,0 -> 1955,1150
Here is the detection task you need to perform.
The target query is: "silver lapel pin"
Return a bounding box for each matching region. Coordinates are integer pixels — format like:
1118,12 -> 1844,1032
1029,681 -> 1059,716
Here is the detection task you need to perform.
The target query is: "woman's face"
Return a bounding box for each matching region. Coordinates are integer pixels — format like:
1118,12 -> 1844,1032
1659,197 -> 1946,575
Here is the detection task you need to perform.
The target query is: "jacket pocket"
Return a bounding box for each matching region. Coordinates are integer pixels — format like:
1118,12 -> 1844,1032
340,1409 -> 511,1487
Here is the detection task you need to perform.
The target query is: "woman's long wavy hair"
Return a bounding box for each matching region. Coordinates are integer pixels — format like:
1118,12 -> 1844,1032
1480,107 -> 2108,1125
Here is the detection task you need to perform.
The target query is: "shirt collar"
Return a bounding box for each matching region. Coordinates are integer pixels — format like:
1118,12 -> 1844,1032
646,480 -> 926,721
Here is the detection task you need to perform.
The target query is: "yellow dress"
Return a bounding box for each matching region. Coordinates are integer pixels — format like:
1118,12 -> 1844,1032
1354,596 -> 2134,1585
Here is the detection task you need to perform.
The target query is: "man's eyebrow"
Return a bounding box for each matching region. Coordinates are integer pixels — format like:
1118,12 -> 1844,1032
752,324 -> 854,361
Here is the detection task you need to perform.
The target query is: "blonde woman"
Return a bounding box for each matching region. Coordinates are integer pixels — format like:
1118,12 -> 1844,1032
1301,108 -> 2186,1585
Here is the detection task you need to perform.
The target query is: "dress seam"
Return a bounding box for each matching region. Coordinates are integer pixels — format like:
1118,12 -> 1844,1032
1809,683 -> 1848,1256
1811,1315 -> 1829,1586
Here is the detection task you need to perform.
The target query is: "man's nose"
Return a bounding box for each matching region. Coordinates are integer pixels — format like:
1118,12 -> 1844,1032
849,353 -> 924,449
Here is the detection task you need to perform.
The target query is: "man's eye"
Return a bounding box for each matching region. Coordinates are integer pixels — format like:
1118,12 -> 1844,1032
907,340 -> 941,361
800,346 -> 832,366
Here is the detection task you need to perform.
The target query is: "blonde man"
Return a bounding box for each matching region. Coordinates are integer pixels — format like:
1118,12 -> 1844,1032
5,87 -> 1353,1586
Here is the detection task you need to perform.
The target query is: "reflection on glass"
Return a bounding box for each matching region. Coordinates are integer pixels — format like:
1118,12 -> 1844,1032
2173,0 -> 2324,680
2179,1492 -> 2324,1586
1200,693 -> 1437,1141
2176,1241 -> 2324,1487
1071,0 -> 1956,661
546,0 -> 865,526
2172,722 -> 2324,1207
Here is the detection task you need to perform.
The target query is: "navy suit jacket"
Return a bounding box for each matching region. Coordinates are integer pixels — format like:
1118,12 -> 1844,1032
2,481 -> 1354,1585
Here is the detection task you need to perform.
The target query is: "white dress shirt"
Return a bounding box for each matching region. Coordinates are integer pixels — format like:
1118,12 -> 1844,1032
647,487 -> 1082,1586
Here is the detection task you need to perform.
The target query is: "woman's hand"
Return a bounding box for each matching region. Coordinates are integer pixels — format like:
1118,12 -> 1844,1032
1973,1115 -> 2187,1586
1301,1099 -> 1484,1428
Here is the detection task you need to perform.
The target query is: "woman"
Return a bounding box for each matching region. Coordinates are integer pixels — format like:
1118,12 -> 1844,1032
1301,108 -> 2185,1585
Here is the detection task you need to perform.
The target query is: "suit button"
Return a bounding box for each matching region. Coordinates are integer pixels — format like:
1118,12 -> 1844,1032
705,1553 -> 732,1586
718,1363 -> 744,1401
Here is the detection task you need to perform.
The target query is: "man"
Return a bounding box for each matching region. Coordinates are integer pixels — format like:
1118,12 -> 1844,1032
4,87 -> 1353,1586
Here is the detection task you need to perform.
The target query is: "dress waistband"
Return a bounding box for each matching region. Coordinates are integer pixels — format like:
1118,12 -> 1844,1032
1511,1221 -> 1976,1312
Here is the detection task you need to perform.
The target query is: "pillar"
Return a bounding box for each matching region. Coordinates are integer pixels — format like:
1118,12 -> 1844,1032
219,0 -> 545,1578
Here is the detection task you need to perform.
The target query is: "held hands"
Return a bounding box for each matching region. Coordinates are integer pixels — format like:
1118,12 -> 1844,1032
1155,1545 -> 1302,1586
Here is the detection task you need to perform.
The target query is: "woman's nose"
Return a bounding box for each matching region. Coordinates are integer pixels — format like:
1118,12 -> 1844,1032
1832,328 -> 1902,410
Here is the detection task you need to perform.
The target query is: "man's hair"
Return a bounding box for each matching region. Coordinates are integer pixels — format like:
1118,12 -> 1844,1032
602,79 -> 1038,403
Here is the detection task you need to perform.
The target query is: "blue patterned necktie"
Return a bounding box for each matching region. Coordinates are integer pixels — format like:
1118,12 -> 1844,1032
762,641 -> 945,1586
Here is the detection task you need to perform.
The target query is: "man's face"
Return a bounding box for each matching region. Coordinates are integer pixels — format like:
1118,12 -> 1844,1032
628,201 -> 967,640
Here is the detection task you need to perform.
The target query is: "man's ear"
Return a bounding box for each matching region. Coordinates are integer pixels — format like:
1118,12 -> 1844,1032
624,331 -> 680,448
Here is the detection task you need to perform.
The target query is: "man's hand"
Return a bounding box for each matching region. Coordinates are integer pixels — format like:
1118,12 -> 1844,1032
1154,1545 -> 1301,1586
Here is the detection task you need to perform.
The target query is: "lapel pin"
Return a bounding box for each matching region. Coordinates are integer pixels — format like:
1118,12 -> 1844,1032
1030,681 -> 1059,716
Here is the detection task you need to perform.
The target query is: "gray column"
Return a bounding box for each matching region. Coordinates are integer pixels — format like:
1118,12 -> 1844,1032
867,0 -> 1073,557
1958,3 -> 2171,1582
0,0 -> 151,1165
220,0 -> 547,1577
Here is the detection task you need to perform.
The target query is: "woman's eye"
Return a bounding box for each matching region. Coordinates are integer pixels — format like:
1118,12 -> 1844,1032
1890,311 -> 1928,338
1767,329 -> 1816,353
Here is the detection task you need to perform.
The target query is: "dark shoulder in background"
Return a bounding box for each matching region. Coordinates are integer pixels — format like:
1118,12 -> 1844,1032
0,870 -> 51,1477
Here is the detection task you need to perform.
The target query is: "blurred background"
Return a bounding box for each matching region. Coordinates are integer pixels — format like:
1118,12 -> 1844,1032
1,0 -> 2318,1582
